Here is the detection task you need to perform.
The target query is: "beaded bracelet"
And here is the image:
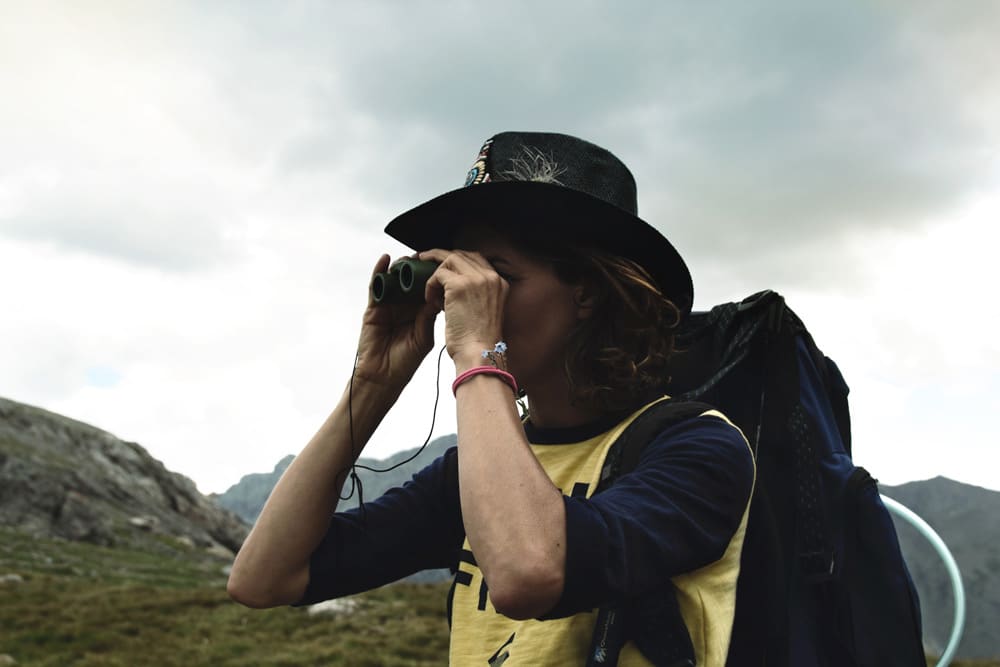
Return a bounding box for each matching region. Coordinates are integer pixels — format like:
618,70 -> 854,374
451,366 -> 519,396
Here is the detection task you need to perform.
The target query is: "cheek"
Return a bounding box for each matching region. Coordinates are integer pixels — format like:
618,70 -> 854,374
504,288 -> 576,345
500,286 -> 579,386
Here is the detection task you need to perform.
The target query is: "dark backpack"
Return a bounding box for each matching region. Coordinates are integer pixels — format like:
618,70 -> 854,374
589,290 -> 924,666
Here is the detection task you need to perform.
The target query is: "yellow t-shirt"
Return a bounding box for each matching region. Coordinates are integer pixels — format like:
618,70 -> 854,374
448,398 -> 754,666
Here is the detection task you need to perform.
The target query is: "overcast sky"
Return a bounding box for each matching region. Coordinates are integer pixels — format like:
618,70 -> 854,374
1,1 -> 997,495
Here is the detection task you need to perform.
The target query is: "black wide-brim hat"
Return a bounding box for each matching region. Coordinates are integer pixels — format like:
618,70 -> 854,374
384,131 -> 694,315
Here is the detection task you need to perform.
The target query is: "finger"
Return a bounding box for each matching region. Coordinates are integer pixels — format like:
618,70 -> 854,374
365,254 -> 392,308
417,248 -> 450,263
443,253 -> 503,286
372,253 -> 391,275
419,247 -> 496,270
424,263 -> 458,311
427,250 -> 508,295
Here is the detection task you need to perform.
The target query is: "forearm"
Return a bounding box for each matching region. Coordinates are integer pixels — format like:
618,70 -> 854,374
455,375 -> 567,619
227,378 -> 399,608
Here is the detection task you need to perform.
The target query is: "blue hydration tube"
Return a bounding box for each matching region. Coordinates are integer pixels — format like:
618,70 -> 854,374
880,494 -> 966,667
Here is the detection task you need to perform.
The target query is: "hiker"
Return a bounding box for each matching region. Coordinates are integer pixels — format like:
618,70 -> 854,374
228,132 -> 755,665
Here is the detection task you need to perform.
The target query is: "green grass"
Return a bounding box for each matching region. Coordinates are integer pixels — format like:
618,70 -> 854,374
1,527 -> 996,666
0,528 -> 450,666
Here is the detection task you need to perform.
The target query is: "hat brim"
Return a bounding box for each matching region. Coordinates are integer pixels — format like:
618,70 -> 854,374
384,181 -> 694,314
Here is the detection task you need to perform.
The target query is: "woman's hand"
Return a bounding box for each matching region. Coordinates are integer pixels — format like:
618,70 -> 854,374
353,254 -> 439,392
418,248 -> 508,371
229,254 -> 438,609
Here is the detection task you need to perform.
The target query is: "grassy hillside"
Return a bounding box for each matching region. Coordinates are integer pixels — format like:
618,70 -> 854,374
2,526 -> 995,666
0,527 -> 450,666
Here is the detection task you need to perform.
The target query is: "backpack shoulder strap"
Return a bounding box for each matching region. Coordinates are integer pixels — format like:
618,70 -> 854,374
597,399 -> 714,492
588,399 -> 714,667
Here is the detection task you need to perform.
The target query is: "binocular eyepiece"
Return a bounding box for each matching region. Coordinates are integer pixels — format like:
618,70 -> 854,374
371,259 -> 439,304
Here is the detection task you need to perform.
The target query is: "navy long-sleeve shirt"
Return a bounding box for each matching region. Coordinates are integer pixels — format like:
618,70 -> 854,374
298,410 -> 754,618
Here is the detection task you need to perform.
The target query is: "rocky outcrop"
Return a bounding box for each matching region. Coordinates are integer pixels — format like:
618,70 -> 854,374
0,397 -> 248,555
882,477 -> 1000,660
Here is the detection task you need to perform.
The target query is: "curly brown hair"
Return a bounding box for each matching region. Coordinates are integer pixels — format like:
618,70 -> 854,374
512,237 -> 683,415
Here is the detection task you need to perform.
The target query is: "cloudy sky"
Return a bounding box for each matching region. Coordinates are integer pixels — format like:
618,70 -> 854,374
1,1 -> 997,495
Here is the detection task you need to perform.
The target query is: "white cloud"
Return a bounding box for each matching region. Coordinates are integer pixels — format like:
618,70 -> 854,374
0,1 -> 997,495
767,196 -> 1000,488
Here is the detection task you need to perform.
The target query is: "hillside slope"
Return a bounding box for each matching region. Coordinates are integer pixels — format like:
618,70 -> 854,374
882,477 -> 1000,659
0,396 -> 248,556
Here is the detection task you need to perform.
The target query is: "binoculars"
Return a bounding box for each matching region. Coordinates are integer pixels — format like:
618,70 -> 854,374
371,259 -> 439,304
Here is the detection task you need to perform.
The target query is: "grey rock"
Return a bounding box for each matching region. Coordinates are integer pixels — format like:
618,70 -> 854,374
0,396 -> 249,555
128,515 -> 159,531
306,597 -> 359,615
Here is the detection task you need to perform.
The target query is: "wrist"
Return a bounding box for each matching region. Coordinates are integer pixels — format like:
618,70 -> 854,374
342,373 -> 405,411
451,340 -> 516,396
452,366 -> 519,397
452,340 -> 508,373
452,340 -> 507,373
452,349 -> 486,374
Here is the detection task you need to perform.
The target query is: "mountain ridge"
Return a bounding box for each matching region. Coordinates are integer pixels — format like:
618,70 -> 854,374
213,436 -> 459,524
881,476 -> 1000,658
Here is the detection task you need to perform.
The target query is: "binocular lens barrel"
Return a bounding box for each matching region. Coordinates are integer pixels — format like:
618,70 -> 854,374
371,259 -> 439,304
370,271 -> 394,302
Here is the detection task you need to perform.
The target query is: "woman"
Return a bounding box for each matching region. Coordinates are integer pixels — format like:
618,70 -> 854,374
228,132 -> 755,666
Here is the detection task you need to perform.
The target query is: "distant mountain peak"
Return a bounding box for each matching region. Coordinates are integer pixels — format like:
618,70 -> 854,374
215,435 -> 457,524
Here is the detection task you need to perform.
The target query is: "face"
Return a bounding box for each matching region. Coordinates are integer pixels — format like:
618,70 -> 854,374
454,227 -> 589,398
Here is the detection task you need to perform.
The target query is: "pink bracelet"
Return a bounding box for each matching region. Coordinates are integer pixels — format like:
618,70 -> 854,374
452,366 -> 519,397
